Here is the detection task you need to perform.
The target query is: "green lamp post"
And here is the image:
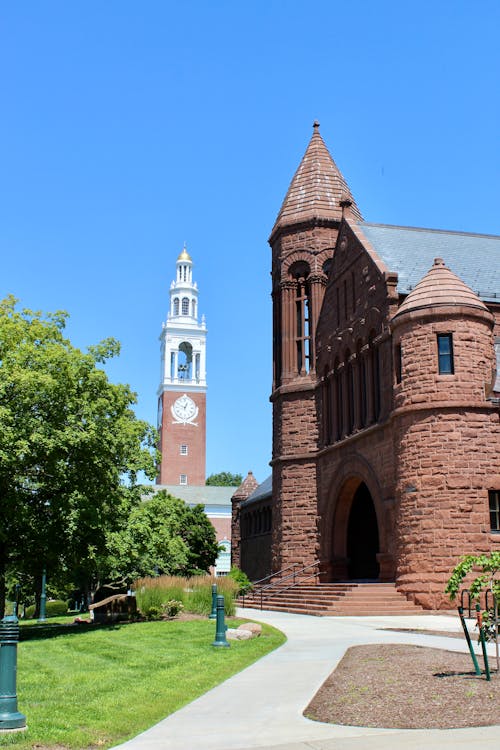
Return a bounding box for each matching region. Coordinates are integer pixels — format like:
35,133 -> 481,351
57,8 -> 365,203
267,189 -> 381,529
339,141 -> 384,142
0,612 -> 27,731
211,595 -> 230,648
38,568 -> 47,623
209,584 -> 218,619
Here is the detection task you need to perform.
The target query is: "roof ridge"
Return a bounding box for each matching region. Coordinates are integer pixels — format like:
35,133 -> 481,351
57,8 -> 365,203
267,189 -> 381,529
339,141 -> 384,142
359,221 -> 500,241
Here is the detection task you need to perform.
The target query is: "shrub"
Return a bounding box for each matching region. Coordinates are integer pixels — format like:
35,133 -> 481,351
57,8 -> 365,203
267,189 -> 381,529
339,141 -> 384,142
162,600 -> 184,618
24,599 -> 68,619
143,605 -> 163,621
227,566 -> 252,595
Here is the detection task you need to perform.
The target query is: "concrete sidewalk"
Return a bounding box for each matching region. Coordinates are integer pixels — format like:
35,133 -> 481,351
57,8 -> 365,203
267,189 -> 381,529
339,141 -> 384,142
115,608 -> 500,750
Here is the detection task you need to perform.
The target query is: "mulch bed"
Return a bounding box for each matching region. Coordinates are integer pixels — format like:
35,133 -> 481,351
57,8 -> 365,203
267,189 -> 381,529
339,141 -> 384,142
305,643 -> 499,729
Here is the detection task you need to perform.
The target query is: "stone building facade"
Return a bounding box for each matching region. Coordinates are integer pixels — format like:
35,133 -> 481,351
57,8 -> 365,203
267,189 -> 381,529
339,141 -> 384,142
234,123 -> 500,609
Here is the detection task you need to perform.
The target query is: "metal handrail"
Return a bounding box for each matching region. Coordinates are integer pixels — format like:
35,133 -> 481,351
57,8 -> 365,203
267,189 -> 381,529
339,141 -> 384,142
240,561 -> 321,609
259,569 -> 319,610
251,563 -> 298,588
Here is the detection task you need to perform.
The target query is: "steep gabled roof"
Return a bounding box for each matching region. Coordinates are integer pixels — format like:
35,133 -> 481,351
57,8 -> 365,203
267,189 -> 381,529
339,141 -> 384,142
271,122 -> 362,237
358,223 -> 500,303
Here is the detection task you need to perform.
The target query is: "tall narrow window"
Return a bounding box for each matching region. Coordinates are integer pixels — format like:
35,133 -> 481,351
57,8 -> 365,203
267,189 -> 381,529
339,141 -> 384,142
182,297 -> 189,315
493,339 -> 500,392
296,276 -> 310,373
323,369 -> 331,445
369,333 -> 381,422
395,344 -> 402,384
180,444 -> 188,456
437,334 -> 454,374
357,342 -> 367,428
346,351 -> 354,434
180,474 -> 188,485
489,490 -> 500,532
336,363 -> 344,440
173,298 -> 180,316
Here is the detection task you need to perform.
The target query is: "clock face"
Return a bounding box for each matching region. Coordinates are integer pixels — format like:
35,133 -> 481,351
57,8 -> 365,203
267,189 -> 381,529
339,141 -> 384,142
171,394 -> 198,424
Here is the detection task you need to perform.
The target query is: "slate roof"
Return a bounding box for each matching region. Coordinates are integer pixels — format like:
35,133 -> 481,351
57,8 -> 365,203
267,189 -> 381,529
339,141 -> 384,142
271,122 -> 362,237
240,474 -> 272,509
153,484 -> 234,507
358,223 -> 500,303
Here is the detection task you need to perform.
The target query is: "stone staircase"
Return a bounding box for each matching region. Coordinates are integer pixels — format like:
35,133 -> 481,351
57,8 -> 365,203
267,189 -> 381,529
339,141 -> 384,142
239,582 -> 425,616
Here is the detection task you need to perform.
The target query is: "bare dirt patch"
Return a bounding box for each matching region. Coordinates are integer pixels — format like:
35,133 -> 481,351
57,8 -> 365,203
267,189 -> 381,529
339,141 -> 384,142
305,643 -> 499,729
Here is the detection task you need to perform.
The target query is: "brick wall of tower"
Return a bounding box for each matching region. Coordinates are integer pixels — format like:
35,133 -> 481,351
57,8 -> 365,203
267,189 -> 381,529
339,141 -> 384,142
393,408 -> 500,609
271,386 -> 319,573
391,306 -> 500,609
158,391 -> 206,485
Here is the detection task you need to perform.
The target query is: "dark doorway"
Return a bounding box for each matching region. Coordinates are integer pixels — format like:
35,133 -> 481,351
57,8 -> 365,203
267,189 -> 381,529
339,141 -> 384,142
347,482 -> 380,579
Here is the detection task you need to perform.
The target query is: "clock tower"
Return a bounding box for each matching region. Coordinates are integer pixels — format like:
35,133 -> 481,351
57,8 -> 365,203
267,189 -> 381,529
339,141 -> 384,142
157,246 -> 207,485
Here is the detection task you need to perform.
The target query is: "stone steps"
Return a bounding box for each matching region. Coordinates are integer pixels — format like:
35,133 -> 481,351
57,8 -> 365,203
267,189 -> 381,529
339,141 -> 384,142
239,582 -> 424,616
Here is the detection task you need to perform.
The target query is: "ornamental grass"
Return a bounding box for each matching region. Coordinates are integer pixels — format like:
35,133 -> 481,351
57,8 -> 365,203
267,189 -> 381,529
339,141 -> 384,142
134,574 -> 238,617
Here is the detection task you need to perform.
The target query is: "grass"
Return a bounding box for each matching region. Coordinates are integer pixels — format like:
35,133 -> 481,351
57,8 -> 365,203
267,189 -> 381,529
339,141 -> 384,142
0,618 -> 285,749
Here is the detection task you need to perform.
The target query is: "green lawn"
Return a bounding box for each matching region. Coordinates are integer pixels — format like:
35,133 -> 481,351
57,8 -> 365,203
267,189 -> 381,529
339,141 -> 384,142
0,618 -> 285,749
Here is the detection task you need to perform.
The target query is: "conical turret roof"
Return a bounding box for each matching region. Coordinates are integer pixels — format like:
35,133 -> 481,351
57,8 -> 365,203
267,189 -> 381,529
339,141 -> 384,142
394,257 -> 489,320
271,122 -> 362,237
231,471 -> 259,502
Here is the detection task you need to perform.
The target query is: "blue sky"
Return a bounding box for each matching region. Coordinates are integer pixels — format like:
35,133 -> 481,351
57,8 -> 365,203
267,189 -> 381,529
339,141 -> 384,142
1,1 -> 499,485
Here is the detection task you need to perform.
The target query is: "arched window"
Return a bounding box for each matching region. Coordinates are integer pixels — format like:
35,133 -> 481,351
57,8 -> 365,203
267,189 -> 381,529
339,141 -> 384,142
357,340 -> 367,428
191,299 -> 196,318
369,331 -> 381,422
181,297 -> 189,315
289,261 -> 311,374
334,358 -> 343,440
346,349 -> 354,434
322,367 -> 331,445
173,297 -> 180,316
178,341 -> 193,380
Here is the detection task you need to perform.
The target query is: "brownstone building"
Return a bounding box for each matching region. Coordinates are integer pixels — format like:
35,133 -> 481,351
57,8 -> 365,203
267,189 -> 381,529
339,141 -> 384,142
233,123 -> 500,608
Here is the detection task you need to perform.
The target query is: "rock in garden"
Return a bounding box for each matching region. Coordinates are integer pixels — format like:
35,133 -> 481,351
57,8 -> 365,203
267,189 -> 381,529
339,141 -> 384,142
237,622 -> 262,636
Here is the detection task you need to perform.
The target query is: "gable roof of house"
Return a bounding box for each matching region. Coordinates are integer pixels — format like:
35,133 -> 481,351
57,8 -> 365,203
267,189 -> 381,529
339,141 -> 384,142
358,222 -> 500,303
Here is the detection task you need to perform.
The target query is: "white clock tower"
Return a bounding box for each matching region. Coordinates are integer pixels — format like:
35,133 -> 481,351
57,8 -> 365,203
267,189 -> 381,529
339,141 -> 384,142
157,246 -> 207,485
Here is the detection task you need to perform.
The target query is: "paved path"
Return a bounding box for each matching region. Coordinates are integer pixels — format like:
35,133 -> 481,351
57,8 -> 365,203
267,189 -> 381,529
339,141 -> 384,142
116,609 -> 500,750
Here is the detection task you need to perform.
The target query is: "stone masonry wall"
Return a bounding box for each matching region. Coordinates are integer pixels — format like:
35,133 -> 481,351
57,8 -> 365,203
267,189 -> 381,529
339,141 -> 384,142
393,407 -> 500,609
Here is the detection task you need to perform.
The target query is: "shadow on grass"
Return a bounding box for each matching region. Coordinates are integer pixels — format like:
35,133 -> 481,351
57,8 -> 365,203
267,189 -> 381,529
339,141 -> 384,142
19,619 -> 137,641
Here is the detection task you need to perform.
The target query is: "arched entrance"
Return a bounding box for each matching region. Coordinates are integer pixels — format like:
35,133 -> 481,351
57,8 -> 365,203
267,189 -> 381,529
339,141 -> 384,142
346,482 -> 380,579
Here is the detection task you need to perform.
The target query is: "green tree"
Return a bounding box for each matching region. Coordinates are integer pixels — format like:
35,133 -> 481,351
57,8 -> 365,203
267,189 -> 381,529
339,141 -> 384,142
445,552 -> 500,602
101,491 -> 219,581
0,296 -> 157,616
206,471 -> 243,487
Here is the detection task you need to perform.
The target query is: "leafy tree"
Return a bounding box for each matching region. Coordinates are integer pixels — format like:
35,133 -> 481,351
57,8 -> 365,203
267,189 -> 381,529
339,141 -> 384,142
101,491 -> 219,581
445,552 -> 500,602
0,296 -> 157,616
206,471 -> 242,487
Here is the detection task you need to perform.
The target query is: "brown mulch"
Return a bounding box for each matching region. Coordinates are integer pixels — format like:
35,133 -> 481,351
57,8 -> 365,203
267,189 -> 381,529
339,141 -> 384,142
305,643 -> 499,729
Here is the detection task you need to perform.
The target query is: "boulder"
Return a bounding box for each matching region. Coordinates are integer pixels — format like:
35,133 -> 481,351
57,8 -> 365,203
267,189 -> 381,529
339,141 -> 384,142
237,622 -> 262,636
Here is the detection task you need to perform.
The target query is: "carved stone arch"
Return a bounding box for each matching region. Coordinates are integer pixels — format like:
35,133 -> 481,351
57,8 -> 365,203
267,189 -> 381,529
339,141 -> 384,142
286,257 -> 311,280
365,306 -> 382,333
319,452 -> 388,578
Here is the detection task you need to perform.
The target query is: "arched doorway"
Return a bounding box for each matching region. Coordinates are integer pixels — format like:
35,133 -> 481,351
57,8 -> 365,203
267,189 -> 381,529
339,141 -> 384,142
346,482 -> 380,579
